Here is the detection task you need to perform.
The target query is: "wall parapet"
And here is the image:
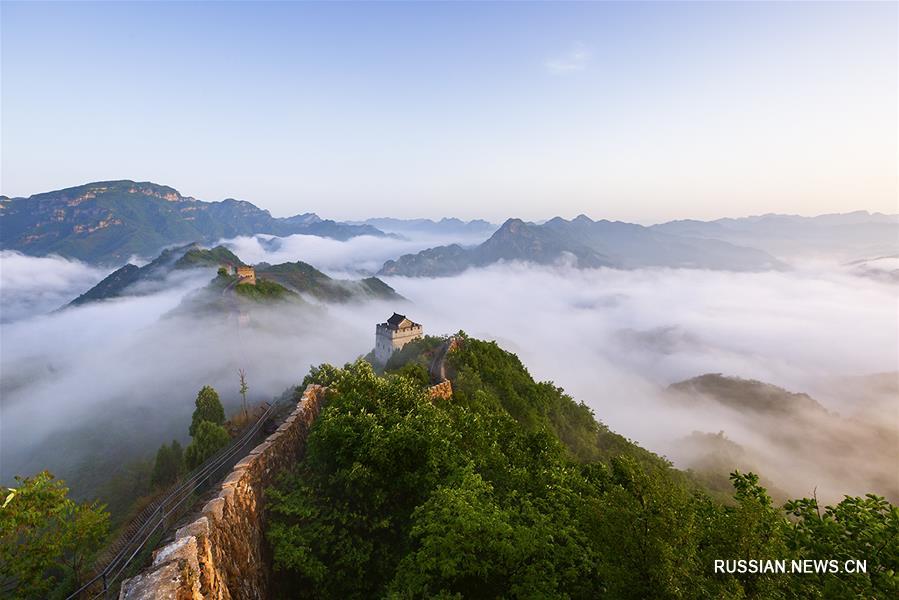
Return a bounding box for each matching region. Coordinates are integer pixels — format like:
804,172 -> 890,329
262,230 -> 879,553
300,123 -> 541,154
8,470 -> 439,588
427,379 -> 453,400
119,384 -> 327,600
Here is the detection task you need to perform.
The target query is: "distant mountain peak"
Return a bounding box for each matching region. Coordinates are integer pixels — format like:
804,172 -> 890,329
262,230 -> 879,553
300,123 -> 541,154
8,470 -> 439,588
379,213 -> 783,276
496,217 -> 528,232
2,180 -> 387,263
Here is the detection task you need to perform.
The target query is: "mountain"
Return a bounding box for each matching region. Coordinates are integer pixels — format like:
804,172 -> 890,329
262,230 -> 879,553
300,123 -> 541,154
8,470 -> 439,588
669,373 -> 830,417
379,218 -> 613,277
69,244 -> 400,308
652,211 -> 899,261
0,180 -> 386,264
351,217 -> 497,238
844,254 -> 899,283
255,261 -> 403,303
667,373 -> 899,501
68,243 -> 244,306
379,215 -> 781,276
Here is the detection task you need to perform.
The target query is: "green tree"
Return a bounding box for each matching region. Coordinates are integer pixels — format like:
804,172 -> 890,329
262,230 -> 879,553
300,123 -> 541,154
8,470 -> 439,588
189,385 -> 225,437
184,421 -> 230,470
784,493 -> 899,598
150,440 -> 184,489
268,339 -> 899,600
239,369 -> 249,419
694,471 -> 791,598
392,362 -> 430,387
0,471 -> 108,599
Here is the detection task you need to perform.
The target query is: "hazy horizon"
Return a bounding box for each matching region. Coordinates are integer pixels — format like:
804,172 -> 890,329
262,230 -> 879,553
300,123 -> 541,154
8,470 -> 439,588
2,1 -> 896,222
3,177 -> 897,227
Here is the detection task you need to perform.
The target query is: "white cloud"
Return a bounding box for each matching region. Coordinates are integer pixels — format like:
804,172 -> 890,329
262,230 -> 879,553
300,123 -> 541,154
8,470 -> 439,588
0,251 -> 108,322
1,255 -> 896,503
544,42 -> 591,73
217,230 -> 491,278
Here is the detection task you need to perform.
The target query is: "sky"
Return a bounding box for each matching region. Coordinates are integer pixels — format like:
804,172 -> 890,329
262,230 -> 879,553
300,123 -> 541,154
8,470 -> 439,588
1,1 -> 896,222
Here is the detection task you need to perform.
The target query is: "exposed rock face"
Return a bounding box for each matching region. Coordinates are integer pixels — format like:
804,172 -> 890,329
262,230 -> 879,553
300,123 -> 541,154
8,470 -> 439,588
1,180 -> 387,263
119,385 -> 327,600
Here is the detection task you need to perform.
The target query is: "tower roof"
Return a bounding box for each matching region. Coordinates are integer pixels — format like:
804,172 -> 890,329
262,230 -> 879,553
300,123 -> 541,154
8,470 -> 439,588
381,312 -> 420,330
387,312 -> 406,326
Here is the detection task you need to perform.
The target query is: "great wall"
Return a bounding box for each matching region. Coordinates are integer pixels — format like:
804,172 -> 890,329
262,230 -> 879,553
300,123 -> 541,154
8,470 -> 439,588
118,324 -> 457,599
119,385 -> 326,600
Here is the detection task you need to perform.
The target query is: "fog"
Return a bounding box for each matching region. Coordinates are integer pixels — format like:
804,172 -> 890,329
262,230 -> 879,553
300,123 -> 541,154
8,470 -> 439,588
1,239 -> 896,504
220,229 -> 492,277
0,251 -> 106,322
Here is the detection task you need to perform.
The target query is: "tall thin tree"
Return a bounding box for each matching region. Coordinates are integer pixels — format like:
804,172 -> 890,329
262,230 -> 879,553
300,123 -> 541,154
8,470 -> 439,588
238,368 -> 249,419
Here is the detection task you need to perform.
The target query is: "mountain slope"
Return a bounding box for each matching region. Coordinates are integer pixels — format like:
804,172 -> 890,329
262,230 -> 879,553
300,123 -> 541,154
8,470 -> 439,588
652,211 -> 899,260
379,215 -> 781,276
667,373 -> 899,501
255,261 -> 403,303
68,242 -> 229,306
543,215 -> 783,270
0,180 -> 386,263
69,244 -> 401,308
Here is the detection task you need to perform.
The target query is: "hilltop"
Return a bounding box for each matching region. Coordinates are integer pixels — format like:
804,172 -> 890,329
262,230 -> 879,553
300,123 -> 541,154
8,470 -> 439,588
68,244 -> 401,309
379,215 -> 783,276
68,243 -> 244,306
261,336 -> 899,599
255,261 -> 403,303
0,180 -> 385,264
667,374 -> 899,501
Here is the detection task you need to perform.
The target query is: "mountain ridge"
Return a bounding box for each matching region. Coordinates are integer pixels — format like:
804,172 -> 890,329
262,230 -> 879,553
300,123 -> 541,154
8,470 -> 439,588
67,243 -> 400,308
0,180 -> 386,264
379,215 -> 783,276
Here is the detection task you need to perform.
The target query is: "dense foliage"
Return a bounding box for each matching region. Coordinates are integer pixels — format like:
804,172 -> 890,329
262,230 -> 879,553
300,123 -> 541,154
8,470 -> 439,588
267,337 -> 899,599
150,440 -> 184,489
254,262 -> 401,303
0,472 -> 109,599
234,278 -> 294,300
189,385 -> 226,437
185,420 -> 230,470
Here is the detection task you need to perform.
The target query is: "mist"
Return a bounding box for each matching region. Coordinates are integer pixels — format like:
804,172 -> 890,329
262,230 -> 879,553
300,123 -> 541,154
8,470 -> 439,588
368,263 -> 897,501
1,244 -> 896,504
0,251 -> 106,322
219,229 -> 492,277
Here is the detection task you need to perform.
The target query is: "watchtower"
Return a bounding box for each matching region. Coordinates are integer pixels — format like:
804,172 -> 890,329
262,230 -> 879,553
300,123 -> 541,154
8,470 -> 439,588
375,313 -> 423,364
236,266 -> 256,285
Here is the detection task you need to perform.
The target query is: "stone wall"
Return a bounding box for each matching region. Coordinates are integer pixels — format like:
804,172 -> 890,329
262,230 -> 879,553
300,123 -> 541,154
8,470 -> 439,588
427,379 -> 453,400
119,384 -> 326,600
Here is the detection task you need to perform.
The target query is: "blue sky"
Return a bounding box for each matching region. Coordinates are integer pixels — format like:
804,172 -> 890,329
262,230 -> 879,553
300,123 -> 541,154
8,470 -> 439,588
2,1 -> 896,222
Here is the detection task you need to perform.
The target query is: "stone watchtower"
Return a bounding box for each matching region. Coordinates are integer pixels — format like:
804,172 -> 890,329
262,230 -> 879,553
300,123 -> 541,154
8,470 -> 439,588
375,313 -> 423,364
236,265 -> 256,285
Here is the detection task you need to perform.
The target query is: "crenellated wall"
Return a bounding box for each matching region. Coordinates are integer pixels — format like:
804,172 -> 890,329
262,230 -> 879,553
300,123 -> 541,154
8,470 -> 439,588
119,384 -> 327,600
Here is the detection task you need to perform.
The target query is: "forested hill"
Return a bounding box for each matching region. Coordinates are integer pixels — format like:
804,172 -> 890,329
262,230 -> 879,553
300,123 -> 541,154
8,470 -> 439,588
255,261 -> 404,303
0,180 -> 385,263
68,244 -> 401,308
266,335 -> 899,599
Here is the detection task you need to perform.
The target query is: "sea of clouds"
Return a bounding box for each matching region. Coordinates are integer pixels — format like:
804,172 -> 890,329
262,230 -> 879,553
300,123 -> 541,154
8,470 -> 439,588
1,234 -> 896,502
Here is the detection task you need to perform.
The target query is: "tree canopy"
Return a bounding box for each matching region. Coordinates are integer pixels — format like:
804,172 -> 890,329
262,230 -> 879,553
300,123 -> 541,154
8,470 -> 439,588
150,440 -> 184,489
266,337 -> 899,599
185,421 -> 231,470
0,471 -> 108,599
189,385 -> 225,437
